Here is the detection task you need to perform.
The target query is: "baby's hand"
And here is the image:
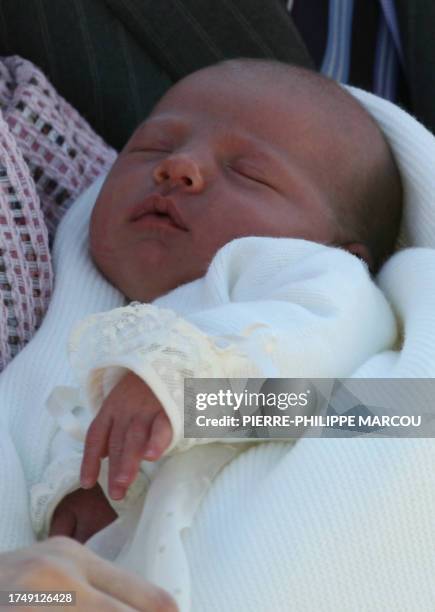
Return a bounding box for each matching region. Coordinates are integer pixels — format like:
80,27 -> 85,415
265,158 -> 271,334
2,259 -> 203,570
80,371 -> 173,500
50,484 -> 118,542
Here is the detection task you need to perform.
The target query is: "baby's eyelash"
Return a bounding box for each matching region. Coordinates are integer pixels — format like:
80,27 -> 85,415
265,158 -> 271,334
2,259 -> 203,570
228,165 -> 273,188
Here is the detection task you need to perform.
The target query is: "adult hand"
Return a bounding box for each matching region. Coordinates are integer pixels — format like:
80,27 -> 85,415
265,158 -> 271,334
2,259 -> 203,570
49,484 -> 117,543
80,371 -> 173,501
0,536 -> 178,611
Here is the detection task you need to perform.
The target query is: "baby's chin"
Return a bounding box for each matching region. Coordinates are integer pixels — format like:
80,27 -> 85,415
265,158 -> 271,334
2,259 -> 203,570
111,270 -> 180,304
91,239 -> 208,302
121,267 -> 207,304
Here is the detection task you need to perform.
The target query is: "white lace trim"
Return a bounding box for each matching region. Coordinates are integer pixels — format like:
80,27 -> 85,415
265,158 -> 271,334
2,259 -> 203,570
68,302 -> 262,450
68,302 -> 248,375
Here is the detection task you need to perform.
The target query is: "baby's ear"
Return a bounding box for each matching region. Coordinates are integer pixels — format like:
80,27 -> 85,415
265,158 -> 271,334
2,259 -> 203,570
341,242 -> 373,273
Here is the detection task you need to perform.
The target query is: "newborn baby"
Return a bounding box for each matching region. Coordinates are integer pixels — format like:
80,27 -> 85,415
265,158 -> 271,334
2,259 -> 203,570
39,58 -> 401,542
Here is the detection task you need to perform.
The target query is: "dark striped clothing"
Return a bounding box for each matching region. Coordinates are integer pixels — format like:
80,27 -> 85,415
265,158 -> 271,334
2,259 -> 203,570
0,0 -> 313,150
0,0 -> 428,149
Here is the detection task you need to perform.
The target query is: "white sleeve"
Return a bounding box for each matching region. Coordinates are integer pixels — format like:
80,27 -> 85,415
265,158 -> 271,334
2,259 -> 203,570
64,238 -> 397,456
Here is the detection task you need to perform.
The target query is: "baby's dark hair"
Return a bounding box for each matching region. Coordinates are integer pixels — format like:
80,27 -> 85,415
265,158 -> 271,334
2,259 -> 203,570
210,58 -> 403,273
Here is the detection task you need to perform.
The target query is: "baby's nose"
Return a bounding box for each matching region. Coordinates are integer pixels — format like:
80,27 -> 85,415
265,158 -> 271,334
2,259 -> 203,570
153,154 -> 204,193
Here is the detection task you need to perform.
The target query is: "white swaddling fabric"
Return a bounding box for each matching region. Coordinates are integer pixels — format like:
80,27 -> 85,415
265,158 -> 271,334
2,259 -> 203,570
110,445 -> 242,611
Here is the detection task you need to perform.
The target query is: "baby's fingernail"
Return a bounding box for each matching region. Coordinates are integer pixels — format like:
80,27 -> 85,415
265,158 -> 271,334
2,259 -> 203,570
116,474 -> 130,484
110,486 -> 124,500
144,447 -> 157,460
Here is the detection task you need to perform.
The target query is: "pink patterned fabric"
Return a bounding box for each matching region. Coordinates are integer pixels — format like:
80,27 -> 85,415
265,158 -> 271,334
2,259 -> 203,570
0,56 -> 117,372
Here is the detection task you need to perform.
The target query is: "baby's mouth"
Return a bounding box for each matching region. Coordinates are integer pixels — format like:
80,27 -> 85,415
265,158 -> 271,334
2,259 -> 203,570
132,210 -> 182,231
130,195 -> 188,231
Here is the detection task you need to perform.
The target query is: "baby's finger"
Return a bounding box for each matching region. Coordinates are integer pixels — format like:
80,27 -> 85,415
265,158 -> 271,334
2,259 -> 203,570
108,416 -> 132,500
144,410 -> 173,461
81,415 -> 112,489
116,414 -> 150,490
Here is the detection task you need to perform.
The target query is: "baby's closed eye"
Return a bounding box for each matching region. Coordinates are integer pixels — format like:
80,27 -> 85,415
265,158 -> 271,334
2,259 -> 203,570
226,162 -> 274,189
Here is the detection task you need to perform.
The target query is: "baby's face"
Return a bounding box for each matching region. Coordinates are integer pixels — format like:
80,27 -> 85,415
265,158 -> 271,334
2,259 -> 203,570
90,65 -> 338,302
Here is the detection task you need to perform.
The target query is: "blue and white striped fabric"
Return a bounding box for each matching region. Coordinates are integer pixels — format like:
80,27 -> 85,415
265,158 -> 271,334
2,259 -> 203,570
374,14 -> 398,101
321,0 -> 355,83
378,0 -> 404,64
288,0 -> 404,102
374,0 -> 404,100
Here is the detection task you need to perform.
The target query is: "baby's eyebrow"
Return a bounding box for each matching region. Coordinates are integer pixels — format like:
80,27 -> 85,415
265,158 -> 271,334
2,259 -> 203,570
136,116 -> 187,137
242,149 -> 280,166
224,132 -> 286,166
234,144 -> 291,177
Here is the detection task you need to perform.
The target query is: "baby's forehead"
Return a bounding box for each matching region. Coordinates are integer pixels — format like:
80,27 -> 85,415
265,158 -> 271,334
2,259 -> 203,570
156,64 -> 313,113
145,71 -> 320,145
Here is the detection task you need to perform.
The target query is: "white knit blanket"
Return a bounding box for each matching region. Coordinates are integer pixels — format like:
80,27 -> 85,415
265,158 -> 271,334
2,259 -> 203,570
0,87 -> 434,612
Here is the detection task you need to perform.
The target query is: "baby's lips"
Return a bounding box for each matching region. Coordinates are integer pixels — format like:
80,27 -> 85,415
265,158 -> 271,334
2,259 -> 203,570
130,193 -> 189,230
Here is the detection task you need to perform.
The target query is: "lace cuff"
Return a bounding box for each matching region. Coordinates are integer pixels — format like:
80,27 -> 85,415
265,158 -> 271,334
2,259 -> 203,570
68,302 -> 258,454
